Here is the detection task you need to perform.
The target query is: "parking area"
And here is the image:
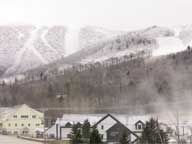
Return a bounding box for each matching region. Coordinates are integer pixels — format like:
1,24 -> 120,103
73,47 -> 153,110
0,134 -> 42,144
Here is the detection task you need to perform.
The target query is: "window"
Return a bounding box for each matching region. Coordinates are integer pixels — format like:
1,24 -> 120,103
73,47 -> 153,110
101,125 -> 104,130
32,115 -> 36,118
21,115 -> 28,118
21,124 -> 24,127
13,115 -> 17,118
8,123 -> 11,127
28,124 -> 30,127
36,124 -> 40,127
138,124 -> 142,130
15,123 -> 17,127
136,123 -> 142,130
67,134 -> 71,138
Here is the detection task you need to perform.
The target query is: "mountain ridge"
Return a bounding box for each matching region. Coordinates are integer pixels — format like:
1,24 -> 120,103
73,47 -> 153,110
1,25 -> 192,81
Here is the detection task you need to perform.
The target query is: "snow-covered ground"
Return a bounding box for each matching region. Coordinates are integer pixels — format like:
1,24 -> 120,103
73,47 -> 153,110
0,135 -> 42,144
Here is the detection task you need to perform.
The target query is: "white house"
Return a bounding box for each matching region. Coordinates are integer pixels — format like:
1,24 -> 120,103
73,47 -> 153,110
46,114 -> 103,140
94,114 -> 142,143
46,113 -> 148,143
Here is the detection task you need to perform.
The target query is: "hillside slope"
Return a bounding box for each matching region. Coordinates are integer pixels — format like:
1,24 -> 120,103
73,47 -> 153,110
1,25 -> 192,114
0,48 -> 192,114
25,26 -> 185,76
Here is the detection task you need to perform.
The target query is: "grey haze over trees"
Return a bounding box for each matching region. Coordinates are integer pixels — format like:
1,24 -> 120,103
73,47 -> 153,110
1,48 -> 192,114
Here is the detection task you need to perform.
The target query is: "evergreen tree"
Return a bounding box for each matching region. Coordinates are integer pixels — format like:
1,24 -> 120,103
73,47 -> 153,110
141,118 -> 169,144
70,123 -> 83,144
90,127 -> 102,144
82,119 -> 91,139
120,131 -> 130,144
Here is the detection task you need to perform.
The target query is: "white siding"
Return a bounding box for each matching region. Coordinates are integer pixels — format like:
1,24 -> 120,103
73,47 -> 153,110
61,128 -> 71,140
97,116 -> 117,142
46,124 -> 56,138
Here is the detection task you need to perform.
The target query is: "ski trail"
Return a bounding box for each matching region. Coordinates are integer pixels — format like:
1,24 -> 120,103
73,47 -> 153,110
65,27 -> 80,56
28,27 -> 48,64
41,28 -> 58,54
5,27 -> 48,74
152,37 -> 186,56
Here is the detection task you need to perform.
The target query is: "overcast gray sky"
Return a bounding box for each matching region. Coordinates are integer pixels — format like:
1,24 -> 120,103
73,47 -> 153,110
0,0 -> 192,30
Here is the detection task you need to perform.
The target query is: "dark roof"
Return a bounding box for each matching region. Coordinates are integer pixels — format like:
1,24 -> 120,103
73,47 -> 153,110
132,138 -> 140,144
106,122 -> 140,144
106,122 -> 131,133
93,113 -> 140,140
93,113 -> 120,127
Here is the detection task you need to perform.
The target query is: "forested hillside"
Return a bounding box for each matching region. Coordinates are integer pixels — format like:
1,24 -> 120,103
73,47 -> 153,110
0,48 -> 192,114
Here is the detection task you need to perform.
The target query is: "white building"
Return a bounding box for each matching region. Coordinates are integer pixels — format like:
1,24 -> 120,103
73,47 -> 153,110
46,113 -> 149,143
93,114 -> 142,143
46,114 -> 103,140
0,104 -> 44,136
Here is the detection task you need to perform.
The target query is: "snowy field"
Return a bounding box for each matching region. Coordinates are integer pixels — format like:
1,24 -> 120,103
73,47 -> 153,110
0,135 -> 42,144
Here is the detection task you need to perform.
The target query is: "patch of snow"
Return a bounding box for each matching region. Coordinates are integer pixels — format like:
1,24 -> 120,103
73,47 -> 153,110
172,26 -> 182,37
18,32 -> 25,40
153,37 -> 186,56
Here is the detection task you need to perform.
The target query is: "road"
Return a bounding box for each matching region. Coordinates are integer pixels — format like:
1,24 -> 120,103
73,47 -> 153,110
0,134 -> 42,144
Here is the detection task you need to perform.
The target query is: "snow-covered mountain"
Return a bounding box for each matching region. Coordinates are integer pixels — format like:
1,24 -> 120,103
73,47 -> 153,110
75,25 -> 192,64
33,25 -> 192,80
79,26 -> 124,49
1,25 -> 192,80
0,25 -> 66,77
0,25 -> 124,78
58,26 -> 176,64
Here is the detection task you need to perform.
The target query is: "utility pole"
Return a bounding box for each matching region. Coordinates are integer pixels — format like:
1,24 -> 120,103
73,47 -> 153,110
156,116 -> 164,144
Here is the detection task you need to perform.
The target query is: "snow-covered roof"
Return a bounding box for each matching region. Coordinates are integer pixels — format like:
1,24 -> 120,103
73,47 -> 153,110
55,113 -> 150,131
0,104 -> 42,121
56,114 -> 105,126
116,115 -> 150,131
35,128 -> 44,132
0,107 -> 17,120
